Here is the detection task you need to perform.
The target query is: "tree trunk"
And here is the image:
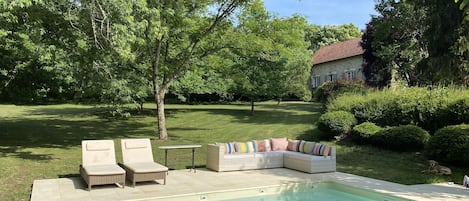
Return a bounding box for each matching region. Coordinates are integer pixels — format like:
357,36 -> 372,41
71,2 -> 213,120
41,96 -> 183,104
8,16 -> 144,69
250,98 -> 255,116
152,39 -> 168,140
156,90 -> 168,140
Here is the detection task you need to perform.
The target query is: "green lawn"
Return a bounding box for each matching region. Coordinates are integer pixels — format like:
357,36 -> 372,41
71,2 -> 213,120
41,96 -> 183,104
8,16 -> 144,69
0,102 -> 464,201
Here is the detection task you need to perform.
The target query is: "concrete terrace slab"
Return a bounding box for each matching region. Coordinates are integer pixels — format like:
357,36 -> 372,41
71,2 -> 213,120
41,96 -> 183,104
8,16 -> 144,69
31,168 -> 469,201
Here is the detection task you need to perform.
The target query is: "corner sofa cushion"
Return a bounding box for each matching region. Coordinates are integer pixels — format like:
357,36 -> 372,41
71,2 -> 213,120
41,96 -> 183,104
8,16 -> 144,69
271,138 -> 288,151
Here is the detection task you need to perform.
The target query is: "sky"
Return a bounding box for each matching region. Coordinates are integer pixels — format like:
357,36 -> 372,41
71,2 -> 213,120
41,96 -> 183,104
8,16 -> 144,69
263,0 -> 378,30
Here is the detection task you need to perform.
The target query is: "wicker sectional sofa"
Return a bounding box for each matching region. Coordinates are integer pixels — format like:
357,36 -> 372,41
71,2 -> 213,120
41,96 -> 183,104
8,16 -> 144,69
206,138 -> 336,173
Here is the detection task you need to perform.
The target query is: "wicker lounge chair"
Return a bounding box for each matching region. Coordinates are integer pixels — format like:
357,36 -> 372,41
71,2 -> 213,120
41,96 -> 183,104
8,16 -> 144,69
120,138 -> 168,187
80,140 -> 126,191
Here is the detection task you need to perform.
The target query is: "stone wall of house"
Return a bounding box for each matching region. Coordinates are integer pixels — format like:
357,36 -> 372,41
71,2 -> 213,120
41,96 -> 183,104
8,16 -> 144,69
310,55 -> 364,89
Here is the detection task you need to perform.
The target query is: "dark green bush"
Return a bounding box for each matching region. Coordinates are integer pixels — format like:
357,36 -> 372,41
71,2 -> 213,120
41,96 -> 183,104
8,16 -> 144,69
371,125 -> 430,152
425,124 -> 469,166
317,111 -> 358,139
350,122 -> 383,144
314,79 -> 368,103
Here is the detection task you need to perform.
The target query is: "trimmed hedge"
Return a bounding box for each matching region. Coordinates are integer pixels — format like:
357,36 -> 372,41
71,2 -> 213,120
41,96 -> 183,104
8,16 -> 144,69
327,87 -> 469,133
371,125 -> 430,152
350,122 -> 383,144
425,124 -> 469,166
317,111 -> 357,139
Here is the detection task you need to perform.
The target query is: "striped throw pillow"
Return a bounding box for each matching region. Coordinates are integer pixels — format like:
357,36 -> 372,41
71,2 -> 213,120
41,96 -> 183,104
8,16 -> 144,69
299,141 -> 316,154
234,141 -> 255,153
312,143 -> 331,157
224,142 -> 236,154
252,140 -> 269,152
252,139 -> 272,152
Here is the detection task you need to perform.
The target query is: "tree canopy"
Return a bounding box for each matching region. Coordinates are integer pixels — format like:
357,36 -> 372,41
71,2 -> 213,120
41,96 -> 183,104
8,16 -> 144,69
0,0 -> 323,139
362,0 -> 469,87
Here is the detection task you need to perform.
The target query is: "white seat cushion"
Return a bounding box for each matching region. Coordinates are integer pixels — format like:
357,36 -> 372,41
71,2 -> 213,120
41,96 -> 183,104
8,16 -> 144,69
83,164 -> 125,175
283,151 -> 331,160
124,162 -> 168,173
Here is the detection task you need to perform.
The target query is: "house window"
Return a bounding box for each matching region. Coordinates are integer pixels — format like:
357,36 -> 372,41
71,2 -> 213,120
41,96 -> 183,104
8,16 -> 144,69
311,75 -> 321,88
345,69 -> 355,79
326,73 -> 337,81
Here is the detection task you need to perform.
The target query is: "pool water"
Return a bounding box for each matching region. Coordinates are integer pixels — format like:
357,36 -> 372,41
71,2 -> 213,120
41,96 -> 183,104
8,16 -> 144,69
146,181 -> 412,201
222,182 -> 409,201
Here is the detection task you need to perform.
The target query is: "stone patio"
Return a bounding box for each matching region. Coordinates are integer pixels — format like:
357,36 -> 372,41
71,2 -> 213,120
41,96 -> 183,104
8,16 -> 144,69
31,168 -> 469,201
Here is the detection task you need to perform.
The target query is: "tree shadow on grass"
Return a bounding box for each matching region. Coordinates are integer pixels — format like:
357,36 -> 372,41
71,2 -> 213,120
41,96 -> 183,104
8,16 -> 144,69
0,147 -> 53,160
1,102 -> 324,160
0,118 -> 152,160
125,102 -> 324,126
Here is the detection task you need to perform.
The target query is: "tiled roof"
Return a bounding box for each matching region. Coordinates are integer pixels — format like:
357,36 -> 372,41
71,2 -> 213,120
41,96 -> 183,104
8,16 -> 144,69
312,37 -> 364,65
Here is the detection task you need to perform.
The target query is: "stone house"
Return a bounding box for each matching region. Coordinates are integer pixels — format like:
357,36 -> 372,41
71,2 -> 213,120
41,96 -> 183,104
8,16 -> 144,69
310,37 -> 365,90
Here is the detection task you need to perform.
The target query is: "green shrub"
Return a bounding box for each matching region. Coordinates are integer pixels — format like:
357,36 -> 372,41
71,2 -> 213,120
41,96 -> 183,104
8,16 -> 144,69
425,124 -> 469,166
327,87 -> 469,132
314,79 -> 368,103
371,125 -> 430,152
350,122 -> 383,144
317,111 -> 358,139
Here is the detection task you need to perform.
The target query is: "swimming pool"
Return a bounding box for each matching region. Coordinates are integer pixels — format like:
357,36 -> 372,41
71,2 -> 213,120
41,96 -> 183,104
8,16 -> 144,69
146,181 -> 412,201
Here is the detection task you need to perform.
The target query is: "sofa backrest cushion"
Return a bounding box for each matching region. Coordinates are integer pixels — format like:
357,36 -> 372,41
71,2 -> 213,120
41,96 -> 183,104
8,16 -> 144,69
223,142 -> 236,154
313,143 -> 331,157
252,139 -> 271,152
299,141 -> 315,154
271,137 -> 288,151
299,141 -> 332,157
234,141 -> 255,153
287,140 -> 301,152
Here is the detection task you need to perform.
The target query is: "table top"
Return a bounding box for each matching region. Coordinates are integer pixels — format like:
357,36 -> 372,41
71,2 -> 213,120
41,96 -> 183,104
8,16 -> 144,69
158,145 -> 202,149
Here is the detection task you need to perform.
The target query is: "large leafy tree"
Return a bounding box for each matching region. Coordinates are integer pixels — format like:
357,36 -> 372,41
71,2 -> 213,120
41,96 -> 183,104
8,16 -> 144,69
365,0 -> 428,88
363,0 -> 469,87
230,0 -> 311,114
418,0 -> 468,85
100,0 -> 249,139
0,0 -> 80,102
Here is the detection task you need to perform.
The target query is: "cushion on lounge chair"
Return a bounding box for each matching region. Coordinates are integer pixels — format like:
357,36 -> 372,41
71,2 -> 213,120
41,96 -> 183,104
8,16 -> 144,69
83,164 -> 126,175
123,162 -> 168,173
